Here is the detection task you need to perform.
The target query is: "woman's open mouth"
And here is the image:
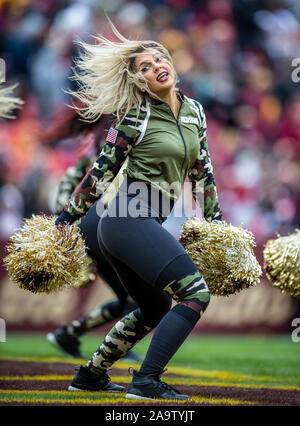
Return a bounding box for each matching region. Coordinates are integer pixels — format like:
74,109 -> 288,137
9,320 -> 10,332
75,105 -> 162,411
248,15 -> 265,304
157,71 -> 169,82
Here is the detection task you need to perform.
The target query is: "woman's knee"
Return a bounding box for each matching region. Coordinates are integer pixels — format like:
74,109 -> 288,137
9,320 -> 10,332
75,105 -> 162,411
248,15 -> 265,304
156,254 -> 211,317
167,271 -> 210,315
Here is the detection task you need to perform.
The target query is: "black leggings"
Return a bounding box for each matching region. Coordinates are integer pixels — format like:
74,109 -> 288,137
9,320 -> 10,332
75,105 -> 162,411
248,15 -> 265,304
96,188 -> 198,328
78,203 -> 128,306
85,181 -> 210,374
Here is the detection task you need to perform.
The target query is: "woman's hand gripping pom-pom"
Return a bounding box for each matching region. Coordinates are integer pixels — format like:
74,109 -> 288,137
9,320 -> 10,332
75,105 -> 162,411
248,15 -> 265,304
263,229 -> 300,298
178,218 -> 262,296
4,215 -> 92,294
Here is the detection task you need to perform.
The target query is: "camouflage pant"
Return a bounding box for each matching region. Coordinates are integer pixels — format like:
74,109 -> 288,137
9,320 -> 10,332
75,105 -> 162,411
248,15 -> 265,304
88,310 -> 151,372
87,268 -> 210,373
163,270 -> 210,317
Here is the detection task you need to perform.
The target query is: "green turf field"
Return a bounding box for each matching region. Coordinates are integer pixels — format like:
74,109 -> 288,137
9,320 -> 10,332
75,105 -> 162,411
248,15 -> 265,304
1,332 -> 300,406
1,332 -> 299,386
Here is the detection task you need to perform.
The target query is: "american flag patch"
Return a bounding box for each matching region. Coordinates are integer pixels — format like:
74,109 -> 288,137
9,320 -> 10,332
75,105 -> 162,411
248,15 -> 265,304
106,127 -> 118,144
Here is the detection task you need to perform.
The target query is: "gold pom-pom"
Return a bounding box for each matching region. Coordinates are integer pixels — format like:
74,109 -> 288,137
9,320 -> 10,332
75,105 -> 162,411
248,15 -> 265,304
179,218 -> 262,296
263,229 -> 300,298
76,256 -> 98,288
4,215 -> 91,294
0,83 -> 23,119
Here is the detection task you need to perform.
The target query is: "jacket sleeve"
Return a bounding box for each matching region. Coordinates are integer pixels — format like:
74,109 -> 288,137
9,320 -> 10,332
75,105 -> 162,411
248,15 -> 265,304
55,155 -> 92,214
188,102 -> 222,221
56,118 -> 139,225
55,114 -> 115,214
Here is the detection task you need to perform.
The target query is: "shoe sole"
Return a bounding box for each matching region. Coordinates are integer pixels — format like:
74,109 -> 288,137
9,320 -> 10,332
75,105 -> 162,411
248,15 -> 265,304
46,333 -> 83,359
125,393 -> 155,400
126,393 -> 190,401
68,385 -> 125,393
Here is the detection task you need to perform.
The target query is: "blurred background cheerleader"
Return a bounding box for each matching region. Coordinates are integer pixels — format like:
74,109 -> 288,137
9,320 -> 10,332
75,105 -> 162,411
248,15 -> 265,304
41,109 -> 144,362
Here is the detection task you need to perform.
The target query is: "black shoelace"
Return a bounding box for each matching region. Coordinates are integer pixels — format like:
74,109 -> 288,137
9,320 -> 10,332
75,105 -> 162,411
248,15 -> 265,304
128,367 -> 181,395
157,378 -> 180,394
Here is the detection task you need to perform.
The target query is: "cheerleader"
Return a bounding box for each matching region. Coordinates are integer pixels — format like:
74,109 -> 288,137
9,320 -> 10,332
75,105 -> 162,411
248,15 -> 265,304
54,22 -> 222,400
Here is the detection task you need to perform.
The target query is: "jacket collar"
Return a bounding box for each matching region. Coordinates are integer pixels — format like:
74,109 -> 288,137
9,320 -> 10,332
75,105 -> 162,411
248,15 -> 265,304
148,90 -> 185,106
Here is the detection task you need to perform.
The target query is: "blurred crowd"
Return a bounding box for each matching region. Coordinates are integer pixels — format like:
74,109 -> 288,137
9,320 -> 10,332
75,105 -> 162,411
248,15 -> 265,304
0,0 -> 300,249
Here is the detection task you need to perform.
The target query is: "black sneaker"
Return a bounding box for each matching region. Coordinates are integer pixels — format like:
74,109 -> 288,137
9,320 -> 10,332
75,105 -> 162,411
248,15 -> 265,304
126,369 -> 190,400
68,365 -> 126,392
121,350 -> 144,363
46,327 -> 84,358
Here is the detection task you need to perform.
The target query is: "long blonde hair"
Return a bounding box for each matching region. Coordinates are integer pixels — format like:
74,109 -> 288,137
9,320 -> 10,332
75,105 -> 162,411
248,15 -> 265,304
0,83 -> 23,119
67,18 -> 178,122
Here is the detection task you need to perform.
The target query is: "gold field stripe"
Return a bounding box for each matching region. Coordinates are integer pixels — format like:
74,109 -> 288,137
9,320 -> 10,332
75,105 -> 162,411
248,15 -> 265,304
163,365 -> 278,383
0,397 -> 257,406
0,356 -> 285,384
1,375 -> 299,391
0,397 -> 141,405
0,392 -> 257,406
0,355 -> 85,365
163,377 -> 300,391
0,375 -> 73,381
0,389 -> 125,397
191,396 -> 256,406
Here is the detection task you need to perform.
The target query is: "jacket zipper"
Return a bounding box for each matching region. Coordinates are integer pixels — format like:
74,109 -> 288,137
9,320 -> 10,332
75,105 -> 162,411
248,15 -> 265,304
167,102 -> 187,175
177,121 -> 187,174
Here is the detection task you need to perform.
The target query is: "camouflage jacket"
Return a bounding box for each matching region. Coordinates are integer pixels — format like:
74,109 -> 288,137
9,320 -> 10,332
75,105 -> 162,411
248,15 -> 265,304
57,93 -> 222,224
